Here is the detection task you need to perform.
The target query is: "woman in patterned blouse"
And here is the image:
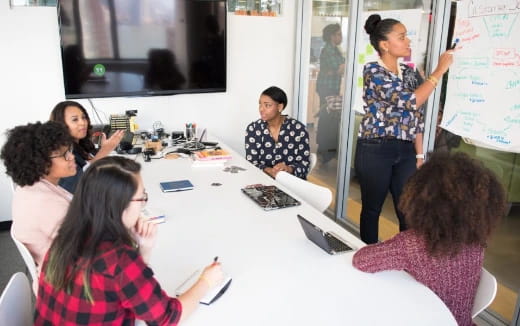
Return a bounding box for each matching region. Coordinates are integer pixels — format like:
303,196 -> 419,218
353,152 -> 506,326
35,156 -> 223,325
356,14 -> 454,244
245,86 -> 311,179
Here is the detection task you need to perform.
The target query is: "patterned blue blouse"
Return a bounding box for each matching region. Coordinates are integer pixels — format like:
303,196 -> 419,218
358,61 -> 424,141
245,117 -> 310,179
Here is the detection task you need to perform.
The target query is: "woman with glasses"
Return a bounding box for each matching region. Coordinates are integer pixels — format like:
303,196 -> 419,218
35,156 -> 223,325
50,100 -> 124,193
1,121 -> 76,273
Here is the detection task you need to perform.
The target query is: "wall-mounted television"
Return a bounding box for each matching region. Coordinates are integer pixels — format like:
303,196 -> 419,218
58,0 -> 226,99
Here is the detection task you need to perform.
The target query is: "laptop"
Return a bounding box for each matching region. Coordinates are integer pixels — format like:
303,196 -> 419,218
297,214 -> 354,255
241,184 -> 301,211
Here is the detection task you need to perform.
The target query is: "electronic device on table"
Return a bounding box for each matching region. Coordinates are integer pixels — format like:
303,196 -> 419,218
241,184 -> 300,211
297,214 -> 354,255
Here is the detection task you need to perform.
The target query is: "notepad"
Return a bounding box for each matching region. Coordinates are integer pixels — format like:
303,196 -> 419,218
159,180 -> 194,192
175,269 -> 232,305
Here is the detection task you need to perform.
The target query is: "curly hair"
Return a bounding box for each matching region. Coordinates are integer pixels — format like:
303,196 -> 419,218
399,151 -> 506,257
50,100 -> 95,161
1,121 -> 73,186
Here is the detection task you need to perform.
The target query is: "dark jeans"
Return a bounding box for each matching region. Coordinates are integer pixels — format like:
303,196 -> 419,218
354,138 -> 416,244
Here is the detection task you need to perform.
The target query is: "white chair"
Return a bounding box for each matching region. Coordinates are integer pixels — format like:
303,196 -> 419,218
276,171 -> 332,213
0,272 -> 33,326
10,227 -> 38,287
471,268 -> 497,318
309,153 -> 317,173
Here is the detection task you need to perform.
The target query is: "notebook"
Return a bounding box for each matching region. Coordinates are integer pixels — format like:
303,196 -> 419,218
160,180 -> 194,192
175,269 -> 232,305
241,184 -> 300,211
297,214 -> 354,255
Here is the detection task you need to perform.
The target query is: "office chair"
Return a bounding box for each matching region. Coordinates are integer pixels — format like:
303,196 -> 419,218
276,171 -> 332,213
10,227 -> 38,292
471,267 -> 497,318
0,272 -> 33,326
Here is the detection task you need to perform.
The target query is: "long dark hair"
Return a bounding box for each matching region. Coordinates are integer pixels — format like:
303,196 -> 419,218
50,100 -> 95,160
399,152 -> 506,257
364,14 -> 400,55
45,156 -> 141,301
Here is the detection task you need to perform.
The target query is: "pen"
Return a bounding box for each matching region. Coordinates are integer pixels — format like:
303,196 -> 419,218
450,38 -> 459,50
213,256 -> 219,265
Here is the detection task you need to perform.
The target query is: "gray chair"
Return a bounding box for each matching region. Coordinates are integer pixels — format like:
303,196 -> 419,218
0,272 -> 33,326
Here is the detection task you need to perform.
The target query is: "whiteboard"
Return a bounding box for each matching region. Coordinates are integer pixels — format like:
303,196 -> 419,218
441,0 -> 520,153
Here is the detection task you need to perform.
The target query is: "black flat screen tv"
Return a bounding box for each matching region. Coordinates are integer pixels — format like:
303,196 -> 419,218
58,0 -> 226,99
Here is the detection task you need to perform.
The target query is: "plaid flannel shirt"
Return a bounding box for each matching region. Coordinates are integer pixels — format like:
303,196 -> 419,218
35,242 -> 182,325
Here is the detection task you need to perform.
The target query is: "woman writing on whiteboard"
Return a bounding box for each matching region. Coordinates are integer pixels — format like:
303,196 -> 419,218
35,156 -> 223,325
356,14 -> 454,244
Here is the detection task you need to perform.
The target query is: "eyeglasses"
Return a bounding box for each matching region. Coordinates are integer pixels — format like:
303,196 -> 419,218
50,146 -> 74,161
131,191 -> 148,204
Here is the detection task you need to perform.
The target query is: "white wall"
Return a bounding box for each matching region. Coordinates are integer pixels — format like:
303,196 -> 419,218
0,2 -> 298,221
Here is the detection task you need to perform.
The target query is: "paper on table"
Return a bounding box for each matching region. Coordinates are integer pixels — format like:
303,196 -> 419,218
175,269 -> 232,305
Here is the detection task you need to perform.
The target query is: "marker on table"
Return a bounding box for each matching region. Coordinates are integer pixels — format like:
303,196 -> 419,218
450,38 -> 459,50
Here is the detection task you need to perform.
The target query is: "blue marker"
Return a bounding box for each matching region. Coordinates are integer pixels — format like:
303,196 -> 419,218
450,38 -> 459,50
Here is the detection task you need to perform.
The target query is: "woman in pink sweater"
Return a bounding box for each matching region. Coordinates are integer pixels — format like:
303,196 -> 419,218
353,152 -> 506,326
1,122 -> 76,269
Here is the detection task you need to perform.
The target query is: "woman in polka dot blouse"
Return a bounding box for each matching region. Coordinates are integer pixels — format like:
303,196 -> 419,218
245,86 -> 311,179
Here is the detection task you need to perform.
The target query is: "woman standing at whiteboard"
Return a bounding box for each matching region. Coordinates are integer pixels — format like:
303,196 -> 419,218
356,14 -> 454,244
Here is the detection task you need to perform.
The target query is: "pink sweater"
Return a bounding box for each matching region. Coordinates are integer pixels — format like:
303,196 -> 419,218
353,230 -> 482,326
12,179 -> 72,267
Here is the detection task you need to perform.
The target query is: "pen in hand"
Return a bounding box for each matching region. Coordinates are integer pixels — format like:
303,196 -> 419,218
212,256 -> 219,266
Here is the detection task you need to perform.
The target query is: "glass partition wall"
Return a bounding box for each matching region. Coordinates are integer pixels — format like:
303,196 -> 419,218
295,0 -> 519,323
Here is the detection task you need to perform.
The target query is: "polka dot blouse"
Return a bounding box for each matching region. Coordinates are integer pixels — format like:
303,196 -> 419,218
245,116 -> 310,179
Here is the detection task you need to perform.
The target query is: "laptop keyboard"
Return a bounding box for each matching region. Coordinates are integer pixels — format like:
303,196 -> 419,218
325,233 -> 352,252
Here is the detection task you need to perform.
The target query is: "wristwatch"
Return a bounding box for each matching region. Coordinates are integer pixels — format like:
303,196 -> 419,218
416,154 -> 425,159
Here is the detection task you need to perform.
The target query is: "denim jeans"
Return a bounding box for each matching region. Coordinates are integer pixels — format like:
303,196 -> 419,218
354,138 -> 417,244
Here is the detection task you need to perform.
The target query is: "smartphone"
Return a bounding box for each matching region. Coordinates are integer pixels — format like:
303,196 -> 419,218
159,180 -> 194,192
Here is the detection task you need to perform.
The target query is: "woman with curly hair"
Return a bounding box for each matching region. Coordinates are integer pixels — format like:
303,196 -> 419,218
1,121 -> 76,269
352,151 -> 507,326
50,100 -> 124,193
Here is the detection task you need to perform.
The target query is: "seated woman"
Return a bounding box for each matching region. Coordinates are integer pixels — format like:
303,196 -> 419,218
245,86 -> 311,179
1,121 -> 76,268
352,152 -> 506,326
49,100 -> 124,193
35,156 -> 223,325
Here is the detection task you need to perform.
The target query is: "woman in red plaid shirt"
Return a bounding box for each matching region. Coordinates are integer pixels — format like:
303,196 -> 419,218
35,156 -> 223,325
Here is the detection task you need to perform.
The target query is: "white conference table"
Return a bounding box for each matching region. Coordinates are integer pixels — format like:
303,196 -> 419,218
135,142 -> 457,326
